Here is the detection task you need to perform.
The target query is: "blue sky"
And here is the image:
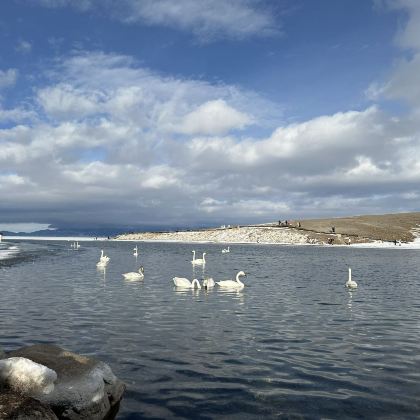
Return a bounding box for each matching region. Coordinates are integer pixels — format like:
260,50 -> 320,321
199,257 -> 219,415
1,0 -> 420,231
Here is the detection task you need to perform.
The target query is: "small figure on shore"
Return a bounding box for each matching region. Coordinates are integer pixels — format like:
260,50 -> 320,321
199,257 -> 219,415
297,222 -> 301,228
393,239 -> 397,245
331,226 -> 336,233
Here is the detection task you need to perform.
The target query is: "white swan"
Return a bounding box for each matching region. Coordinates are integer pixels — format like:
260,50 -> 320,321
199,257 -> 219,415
216,271 -> 246,290
345,267 -> 358,289
191,251 -> 206,265
133,245 -> 138,257
97,250 -> 110,267
203,277 -> 215,289
222,246 -> 230,253
123,266 -> 144,280
99,249 -> 110,262
96,259 -> 108,268
75,241 -> 80,249
173,277 -> 201,289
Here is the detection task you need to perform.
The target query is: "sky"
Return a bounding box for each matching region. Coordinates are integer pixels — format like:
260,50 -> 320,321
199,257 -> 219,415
1,0 -> 420,232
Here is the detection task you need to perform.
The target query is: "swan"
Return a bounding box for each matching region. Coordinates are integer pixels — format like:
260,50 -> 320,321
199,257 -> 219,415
173,277 -> 201,289
76,241 -> 80,249
96,259 -> 108,268
123,266 -> 144,280
345,267 -> 358,289
216,271 -> 246,290
203,277 -> 215,289
99,249 -> 110,263
191,251 -> 206,265
133,245 -> 138,257
222,246 -> 230,253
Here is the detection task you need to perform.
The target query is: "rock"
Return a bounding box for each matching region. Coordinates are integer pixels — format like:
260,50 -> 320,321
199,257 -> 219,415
8,344 -> 125,420
0,390 -> 58,419
0,357 -> 57,395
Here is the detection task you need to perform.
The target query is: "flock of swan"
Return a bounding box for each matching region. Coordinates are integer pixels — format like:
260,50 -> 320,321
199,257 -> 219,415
173,249 -> 247,290
93,245 -> 249,290
93,245 -> 357,290
95,247 -> 144,279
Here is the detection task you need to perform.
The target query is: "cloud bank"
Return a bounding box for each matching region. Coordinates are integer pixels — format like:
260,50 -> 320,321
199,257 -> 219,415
1,37 -> 420,229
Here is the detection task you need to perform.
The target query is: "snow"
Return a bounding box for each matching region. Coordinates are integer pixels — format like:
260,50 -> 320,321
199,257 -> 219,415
0,357 -> 57,395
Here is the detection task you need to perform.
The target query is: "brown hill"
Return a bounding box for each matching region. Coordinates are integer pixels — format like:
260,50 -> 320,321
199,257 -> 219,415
279,212 -> 420,243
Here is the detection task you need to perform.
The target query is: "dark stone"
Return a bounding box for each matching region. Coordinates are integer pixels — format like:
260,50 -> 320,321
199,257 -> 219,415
0,390 -> 58,419
8,344 -> 125,420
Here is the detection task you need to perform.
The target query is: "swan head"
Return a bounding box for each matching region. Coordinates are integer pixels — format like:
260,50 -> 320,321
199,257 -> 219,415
139,266 -> 144,274
238,271 -> 246,277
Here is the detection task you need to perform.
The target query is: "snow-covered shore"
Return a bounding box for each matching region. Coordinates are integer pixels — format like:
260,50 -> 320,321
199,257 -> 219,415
115,226 -> 310,245
115,225 -> 420,249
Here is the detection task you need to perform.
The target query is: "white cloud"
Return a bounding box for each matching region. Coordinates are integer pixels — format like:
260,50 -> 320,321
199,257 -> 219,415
37,84 -> 105,119
0,69 -> 18,89
2,48 -> 420,227
369,1 -> 420,106
178,99 -> 252,135
15,40 -> 32,53
376,0 -> 420,50
0,223 -> 53,233
0,106 -> 35,123
27,0 -> 279,41
119,0 -> 278,41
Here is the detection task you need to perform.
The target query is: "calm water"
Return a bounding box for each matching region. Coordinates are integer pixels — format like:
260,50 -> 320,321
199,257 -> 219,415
1,240 -> 420,419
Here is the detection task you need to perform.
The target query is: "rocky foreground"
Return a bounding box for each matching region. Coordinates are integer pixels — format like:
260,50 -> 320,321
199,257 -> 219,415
115,212 -> 420,245
0,344 -> 125,419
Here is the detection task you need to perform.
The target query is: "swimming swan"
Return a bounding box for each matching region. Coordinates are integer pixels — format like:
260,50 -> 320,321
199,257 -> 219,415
99,249 -> 110,262
133,245 -> 138,257
222,246 -> 230,253
345,267 -> 358,289
123,266 -> 144,280
203,277 -> 215,289
191,251 -> 206,265
96,259 -> 108,268
97,250 -> 110,266
173,277 -> 201,289
216,271 -> 246,290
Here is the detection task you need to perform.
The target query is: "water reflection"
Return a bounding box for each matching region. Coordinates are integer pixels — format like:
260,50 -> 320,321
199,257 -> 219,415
192,263 -> 206,280
216,288 -> 245,304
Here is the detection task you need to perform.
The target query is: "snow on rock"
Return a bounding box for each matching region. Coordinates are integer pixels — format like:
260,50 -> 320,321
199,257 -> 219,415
8,344 -> 126,420
0,357 -> 57,395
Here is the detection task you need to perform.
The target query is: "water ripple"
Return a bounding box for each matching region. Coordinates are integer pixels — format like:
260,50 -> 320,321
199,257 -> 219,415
1,241 -> 420,418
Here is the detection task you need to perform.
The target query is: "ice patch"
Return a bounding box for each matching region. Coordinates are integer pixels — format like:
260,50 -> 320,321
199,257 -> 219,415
0,357 -> 57,395
0,244 -> 20,260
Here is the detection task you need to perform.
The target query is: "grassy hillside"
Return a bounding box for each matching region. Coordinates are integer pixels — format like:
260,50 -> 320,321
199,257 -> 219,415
279,212 -> 420,243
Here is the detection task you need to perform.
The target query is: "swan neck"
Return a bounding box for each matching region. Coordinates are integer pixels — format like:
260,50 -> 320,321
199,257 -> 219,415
348,268 -> 352,281
236,272 -> 244,285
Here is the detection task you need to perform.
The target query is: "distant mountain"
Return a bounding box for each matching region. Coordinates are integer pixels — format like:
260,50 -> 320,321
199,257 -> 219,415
1,224 -> 212,237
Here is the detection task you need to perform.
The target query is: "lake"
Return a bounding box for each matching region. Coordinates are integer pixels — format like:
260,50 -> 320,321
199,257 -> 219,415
1,239 -> 420,419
